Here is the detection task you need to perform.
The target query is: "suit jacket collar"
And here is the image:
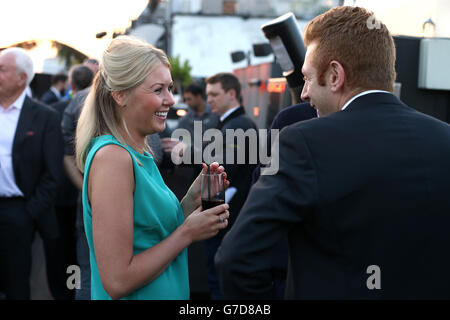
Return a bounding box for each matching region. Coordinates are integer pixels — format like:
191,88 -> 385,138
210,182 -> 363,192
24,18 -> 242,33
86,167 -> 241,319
344,92 -> 403,112
218,106 -> 246,129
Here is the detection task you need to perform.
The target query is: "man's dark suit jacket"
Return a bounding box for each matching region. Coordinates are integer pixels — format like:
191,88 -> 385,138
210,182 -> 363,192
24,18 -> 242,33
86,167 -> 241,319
217,106 -> 258,230
50,98 -> 79,207
250,102 -> 317,292
40,89 -> 59,105
12,96 -> 63,239
215,92 -> 450,299
252,102 -> 317,184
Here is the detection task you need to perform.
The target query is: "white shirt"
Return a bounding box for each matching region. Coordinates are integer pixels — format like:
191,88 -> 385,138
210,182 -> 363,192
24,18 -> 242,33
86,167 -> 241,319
50,86 -> 62,100
341,90 -> 390,111
0,89 -> 26,197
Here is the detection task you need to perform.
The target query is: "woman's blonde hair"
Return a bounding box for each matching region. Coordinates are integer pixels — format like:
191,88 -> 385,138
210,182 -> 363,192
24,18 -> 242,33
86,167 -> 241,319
75,36 -> 170,172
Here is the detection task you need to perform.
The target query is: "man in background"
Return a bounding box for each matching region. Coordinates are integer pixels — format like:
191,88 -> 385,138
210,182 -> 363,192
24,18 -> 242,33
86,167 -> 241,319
40,72 -> 68,105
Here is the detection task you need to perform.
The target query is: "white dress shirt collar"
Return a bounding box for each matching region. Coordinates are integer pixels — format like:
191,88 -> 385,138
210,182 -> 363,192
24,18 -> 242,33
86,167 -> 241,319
220,105 -> 240,122
50,86 -> 62,100
0,88 -> 27,111
341,90 -> 390,111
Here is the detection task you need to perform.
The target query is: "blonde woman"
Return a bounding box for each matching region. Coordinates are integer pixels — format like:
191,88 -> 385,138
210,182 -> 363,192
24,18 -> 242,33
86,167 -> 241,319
75,36 -> 230,300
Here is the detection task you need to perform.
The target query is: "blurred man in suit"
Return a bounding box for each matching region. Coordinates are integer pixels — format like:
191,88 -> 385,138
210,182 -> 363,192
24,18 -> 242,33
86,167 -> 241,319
203,72 -> 257,299
0,47 -> 62,299
216,6 -> 450,299
40,73 -> 68,105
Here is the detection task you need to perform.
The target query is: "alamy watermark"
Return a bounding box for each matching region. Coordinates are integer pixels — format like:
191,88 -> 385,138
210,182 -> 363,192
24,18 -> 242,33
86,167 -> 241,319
66,264 -> 382,291
366,265 -> 381,290
169,121 -> 280,175
66,265 -> 81,290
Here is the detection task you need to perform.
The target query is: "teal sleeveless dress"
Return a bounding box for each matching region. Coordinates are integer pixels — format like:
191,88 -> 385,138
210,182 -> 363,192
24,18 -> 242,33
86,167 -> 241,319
82,135 -> 189,300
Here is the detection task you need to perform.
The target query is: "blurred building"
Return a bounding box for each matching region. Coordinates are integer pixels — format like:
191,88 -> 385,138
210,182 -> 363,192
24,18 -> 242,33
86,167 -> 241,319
126,0 -> 340,78
167,0 -> 339,18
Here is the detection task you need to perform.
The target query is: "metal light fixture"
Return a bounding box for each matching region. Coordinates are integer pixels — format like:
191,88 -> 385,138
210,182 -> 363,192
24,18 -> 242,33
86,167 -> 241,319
230,42 -> 272,66
95,31 -> 107,39
231,51 -> 247,63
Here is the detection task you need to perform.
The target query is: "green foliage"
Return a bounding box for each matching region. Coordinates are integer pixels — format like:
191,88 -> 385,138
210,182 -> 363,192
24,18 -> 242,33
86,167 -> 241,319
169,55 -> 192,92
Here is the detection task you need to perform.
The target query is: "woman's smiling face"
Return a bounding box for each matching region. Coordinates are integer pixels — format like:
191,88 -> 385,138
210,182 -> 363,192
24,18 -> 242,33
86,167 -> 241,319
122,64 -> 175,138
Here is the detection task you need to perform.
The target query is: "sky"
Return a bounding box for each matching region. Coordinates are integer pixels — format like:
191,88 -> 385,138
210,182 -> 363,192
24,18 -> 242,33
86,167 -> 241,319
0,0 -> 148,71
1,0 -> 448,74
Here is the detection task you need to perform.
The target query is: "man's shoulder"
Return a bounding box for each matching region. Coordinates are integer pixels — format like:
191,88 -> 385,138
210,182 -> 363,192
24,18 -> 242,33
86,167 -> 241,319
40,90 -> 58,104
278,102 -> 316,120
224,108 -> 257,130
286,92 -> 450,137
273,102 -> 317,129
65,88 -> 90,114
25,96 -> 57,115
224,115 -> 256,130
72,88 -> 90,105
50,99 -> 70,115
20,97 -> 60,129
41,89 -> 55,98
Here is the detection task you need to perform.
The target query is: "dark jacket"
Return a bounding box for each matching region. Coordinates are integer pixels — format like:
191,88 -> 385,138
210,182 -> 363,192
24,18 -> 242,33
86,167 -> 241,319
216,93 -> 450,299
217,106 -> 258,230
252,102 -> 317,184
13,96 -> 63,239
40,89 -> 60,105
50,99 -> 79,207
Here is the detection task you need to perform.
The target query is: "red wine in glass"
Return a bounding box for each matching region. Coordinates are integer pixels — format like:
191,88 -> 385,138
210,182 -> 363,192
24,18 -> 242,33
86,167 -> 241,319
201,199 -> 225,210
201,173 -> 225,210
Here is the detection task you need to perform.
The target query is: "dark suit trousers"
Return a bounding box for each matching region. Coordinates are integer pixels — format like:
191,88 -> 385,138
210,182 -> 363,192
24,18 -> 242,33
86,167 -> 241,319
42,205 -> 77,300
0,197 -> 34,299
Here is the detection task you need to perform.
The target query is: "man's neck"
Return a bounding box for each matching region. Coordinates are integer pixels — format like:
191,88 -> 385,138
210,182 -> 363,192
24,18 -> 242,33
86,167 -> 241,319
0,88 -> 25,110
339,87 -> 390,111
338,88 -> 365,110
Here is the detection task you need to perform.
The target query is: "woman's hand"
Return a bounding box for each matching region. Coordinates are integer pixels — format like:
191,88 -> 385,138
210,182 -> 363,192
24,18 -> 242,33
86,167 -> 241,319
180,203 -> 230,243
181,162 -> 230,217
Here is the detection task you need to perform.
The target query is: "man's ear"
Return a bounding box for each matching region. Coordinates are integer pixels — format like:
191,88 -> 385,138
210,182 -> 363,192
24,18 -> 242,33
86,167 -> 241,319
17,72 -> 27,88
226,88 -> 236,100
329,60 -> 345,93
111,90 -> 128,107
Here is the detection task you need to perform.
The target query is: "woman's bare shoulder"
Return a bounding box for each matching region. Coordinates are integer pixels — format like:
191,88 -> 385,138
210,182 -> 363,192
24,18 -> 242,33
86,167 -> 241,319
92,143 -> 132,166
90,144 -> 134,183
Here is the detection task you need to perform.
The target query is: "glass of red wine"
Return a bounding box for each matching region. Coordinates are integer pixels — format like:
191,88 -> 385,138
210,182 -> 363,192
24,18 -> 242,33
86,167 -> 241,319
201,173 -> 225,210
